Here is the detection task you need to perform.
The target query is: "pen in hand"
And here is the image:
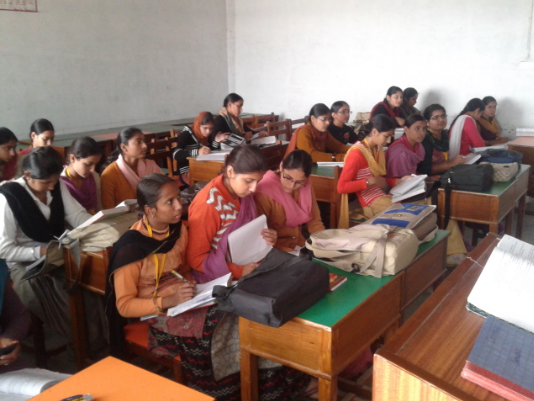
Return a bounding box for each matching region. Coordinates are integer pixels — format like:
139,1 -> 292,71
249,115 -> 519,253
170,270 -> 191,284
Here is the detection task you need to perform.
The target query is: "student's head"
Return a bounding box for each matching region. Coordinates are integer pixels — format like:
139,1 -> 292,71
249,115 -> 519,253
279,150 -> 313,194
309,103 -> 331,133
66,137 -> 102,178
385,86 -> 403,108
137,173 -> 182,227
223,144 -> 268,198
331,101 -> 351,125
29,118 -> 55,148
403,88 -> 418,108
357,115 -> 396,147
0,127 -> 18,164
423,104 -> 447,132
403,114 -> 427,145
460,98 -> 485,120
193,112 -> 215,138
223,93 -> 244,118
22,147 -> 63,195
482,96 -> 497,119
105,127 -> 147,168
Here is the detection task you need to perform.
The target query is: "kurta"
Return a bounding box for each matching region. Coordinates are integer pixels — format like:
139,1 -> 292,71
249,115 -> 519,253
295,124 -> 350,162
450,114 -> 485,156
100,161 -> 137,209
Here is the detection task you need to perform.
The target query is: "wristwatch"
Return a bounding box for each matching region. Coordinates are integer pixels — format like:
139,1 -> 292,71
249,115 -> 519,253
331,154 -> 336,161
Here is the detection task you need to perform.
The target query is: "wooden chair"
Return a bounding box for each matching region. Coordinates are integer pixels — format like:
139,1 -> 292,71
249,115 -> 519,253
242,112 -> 277,130
150,131 -> 172,142
265,119 -> 291,141
261,142 -> 284,171
146,149 -> 174,177
187,157 -> 224,185
289,117 -> 309,138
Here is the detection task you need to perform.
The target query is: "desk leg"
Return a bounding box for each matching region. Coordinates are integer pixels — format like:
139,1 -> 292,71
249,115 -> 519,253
68,291 -> 88,371
240,349 -> 258,401
504,211 -> 513,235
488,223 -> 499,234
517,194 -> 526,239
318,376 -> 337,401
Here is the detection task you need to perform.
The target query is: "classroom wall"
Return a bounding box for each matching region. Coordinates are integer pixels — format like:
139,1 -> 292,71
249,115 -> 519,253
0,0 -> 228,136
228,0 -> 534,136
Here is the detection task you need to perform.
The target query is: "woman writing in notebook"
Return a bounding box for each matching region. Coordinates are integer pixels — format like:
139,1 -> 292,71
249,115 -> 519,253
100,127 -> 163,209
254,150 -> 325,253
61,137 -> 103,214
19,119 -> 55,157
370,86 -> 405,127
386,114 -> 427,178
213,93 -> 266,141
328,101 -> 357,145
0,128 -> 19,183
285,103 -> 350,162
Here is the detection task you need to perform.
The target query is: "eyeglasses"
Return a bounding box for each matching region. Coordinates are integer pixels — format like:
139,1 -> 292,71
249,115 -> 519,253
337,110 -> 352,115
430,114 -> 447,121
317,117 -> 331,123
282,172 -> 307,187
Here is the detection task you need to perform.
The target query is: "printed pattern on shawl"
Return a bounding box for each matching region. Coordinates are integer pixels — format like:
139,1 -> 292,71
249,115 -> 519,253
206,187 -> 238,250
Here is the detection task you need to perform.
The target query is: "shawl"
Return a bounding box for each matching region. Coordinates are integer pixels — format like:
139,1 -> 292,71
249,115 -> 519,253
338,141 -> 386,229
0,259 -> 8,314
284,122 -> 328,158
448,115 -> 471,159
219,107 -> 244,135
196,194 -> 256,284
116,154 -> 162,191
0,155 -> 17,183
371,101 -> 400,119
255,170 -> 312,228
477,116 -> 500,141
386,135 -> 425,178
192,112 -> 209,147
418,128 -> 449,175
60,168 -> 97,211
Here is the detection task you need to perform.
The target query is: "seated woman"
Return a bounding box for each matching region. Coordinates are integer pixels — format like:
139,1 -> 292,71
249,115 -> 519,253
449,98 -> 507,158
285,103 -> 350,162
370,86 -> 405,127
0,147 -> 92,338
0,128 -> 19,183
255,150 -> 325,252
399,87 -> 420,120
417,104 -> 465,176
173,112 -> 229,186
186,145 -> 313,399
337,115 -> 410,227
19,119 -> 55,157
386,114 -> 427,178
476,96 -> 505,142
61,137 -> 102,214
328,101 -> 357,145
213,93 -> 264,142
101,127 -> 163,209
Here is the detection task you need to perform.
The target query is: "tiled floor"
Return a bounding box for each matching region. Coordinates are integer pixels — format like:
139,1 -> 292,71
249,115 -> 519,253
18,202 -> 534,400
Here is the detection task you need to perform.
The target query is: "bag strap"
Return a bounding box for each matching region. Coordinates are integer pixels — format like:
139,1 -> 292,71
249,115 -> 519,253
356,230 -> 387,278
444,177 -> 452,228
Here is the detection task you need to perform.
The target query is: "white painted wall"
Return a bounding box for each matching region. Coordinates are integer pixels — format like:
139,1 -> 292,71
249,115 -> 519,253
230,0 -> 534,137
0,0 -> 228,137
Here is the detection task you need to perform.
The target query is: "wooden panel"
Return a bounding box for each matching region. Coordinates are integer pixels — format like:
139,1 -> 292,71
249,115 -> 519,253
437,191 -> 498,224
64,250 -> 107,295
187,158 -> 224,184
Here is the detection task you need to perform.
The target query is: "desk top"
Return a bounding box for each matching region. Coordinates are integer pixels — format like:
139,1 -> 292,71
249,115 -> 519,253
311,165 -> 338,178
30,357 -> 213,401
508,136 -> 534,147
299,229 -> 449,328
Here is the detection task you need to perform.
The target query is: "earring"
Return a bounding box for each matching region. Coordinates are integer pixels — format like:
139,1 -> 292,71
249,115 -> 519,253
151,212 -> 155,217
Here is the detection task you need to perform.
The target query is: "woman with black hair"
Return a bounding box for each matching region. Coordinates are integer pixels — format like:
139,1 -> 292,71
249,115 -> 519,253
285,103 -> 350,162
254,150 -> 325,252
61,137 -> 103,214
399,87 -> 420,120
100,127 -> 163,209
328,101 -> 357,145
370,86 -> 405,127
19,119 -> 55,157
386,114 -> 427,178
0,128 -> 19,182
212,93 -> 265,141
0,147 -> 92,337
476,96 -> 506,142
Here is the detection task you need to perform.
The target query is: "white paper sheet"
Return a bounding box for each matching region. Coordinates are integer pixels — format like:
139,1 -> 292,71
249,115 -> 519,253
228,214 -> 272,265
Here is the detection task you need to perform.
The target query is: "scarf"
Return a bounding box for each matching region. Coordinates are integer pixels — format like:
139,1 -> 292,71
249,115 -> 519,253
386,135 -> 425,178
477,116 -> 500,135
0,259 -> 8,315
418,128 -> 449,175
195,194 -> 256,284
338,141 -> 386,229
219,107 -> 244,135
60,169 -> 97,211
116,154 -> 162,190
255,170 -> 313,228
449,114 -> 471,158
192,112 -> 209,147
284,122 -> 328,158
371,101 -> 400,119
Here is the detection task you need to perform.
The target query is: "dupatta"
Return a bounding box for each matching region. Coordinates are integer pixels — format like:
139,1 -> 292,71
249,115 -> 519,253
448,115 -> 470,159
371,101 -> 400,119
61,170 -> 97,211
116,154 -> 163,190
219,107 -> 244,135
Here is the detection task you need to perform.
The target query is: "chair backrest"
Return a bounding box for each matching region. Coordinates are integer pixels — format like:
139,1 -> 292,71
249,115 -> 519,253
261,143 -> 284,171
146,140 -> 169,154
242,112 -> 278,130
145,149 -> 174,176
188,158 -> 224,185
289,116 -> 309,138
151,131 -> 172,142
266,119 -> 291,141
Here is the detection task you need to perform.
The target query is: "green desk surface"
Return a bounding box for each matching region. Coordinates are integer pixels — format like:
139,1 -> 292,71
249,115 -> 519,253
298,229 -> 449,328
311,165 -> 338,178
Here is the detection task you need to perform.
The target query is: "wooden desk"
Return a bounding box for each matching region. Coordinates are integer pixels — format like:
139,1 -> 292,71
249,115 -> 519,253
240,230 -> 449,401
310,165 -> 342,229
31,356 -> 213,401
507,137 -> 534,200
437,164 -> 529,238
373,233 -> 505,401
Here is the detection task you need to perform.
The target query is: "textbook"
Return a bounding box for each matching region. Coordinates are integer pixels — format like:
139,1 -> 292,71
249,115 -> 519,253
516,127 -> 534,137
317,162 -> 344,167
196,150 -> 231,161
228,214 -> 272,265
389,174 -> 427,203
74,199 -> 137,230
471,144 -> 507,152
467,235 -> 534,334
329,273 -> 347,291
221,133 -> 245,148
0,368 -> 70,401
167,273 -> 233,317
461,316 -> 534,401
463,153 -> 481,164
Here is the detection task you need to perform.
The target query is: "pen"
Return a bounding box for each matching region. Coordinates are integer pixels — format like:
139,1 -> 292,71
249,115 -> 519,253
170,270 -> 191,283
60,394 -> 94,401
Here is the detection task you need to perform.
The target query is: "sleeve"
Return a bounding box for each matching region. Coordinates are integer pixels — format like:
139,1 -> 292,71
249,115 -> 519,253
371,104 -> 388,118
326,133 -> 351,159
213,115 -> 231,136
0,280 -> 31,341
253,193 -> 273,227
464,118 -> 486,149
0,194 -> 38,262
296,128 -> 339,162
173,130 -> 199,162
60,180 -> 92,228
100,165 -> 117,210
337,150 -> 368,194
306,188 -> 325,234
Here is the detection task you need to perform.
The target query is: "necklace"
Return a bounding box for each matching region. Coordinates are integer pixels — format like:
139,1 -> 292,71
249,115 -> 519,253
146,218 -> 170,298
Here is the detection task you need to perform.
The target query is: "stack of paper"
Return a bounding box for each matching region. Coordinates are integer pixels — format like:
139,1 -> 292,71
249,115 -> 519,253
228,214 -> 272,265
516,127 -> 534,137
317,162 -> 344,167
463,153 -> 481,165
471,144 -> 507,152
389,174 -> 427,203
250,136 -> 276,146
197,150 -> 231,161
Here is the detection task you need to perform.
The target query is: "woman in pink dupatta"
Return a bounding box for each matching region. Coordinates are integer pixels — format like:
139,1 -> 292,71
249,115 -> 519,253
386,114 -> 427,178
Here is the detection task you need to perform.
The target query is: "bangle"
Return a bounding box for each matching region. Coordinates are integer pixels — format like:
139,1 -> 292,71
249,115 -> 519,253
331,154 -> 336,161
153,297 -> 167,314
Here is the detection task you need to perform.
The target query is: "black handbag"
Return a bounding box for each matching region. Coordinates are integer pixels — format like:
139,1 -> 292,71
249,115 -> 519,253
212,248 -> 329,328
439,164 -> 493,226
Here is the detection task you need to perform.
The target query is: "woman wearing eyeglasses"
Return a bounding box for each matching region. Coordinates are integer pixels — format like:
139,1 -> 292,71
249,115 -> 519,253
285,103 -> 350,162
328,101 -> 357,145
255,150 -> 324,252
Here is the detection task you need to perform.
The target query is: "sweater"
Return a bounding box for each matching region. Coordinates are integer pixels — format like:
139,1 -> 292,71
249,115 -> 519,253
295,125 -> 350,162
100,161 -> 138,209
327,124 -> 357,145
173,126 -> 221,175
